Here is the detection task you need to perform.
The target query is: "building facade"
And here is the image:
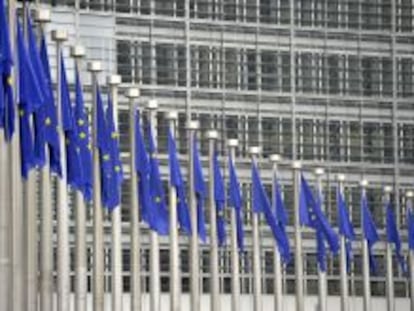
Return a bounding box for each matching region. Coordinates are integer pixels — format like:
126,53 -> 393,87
35,0 -> 414,309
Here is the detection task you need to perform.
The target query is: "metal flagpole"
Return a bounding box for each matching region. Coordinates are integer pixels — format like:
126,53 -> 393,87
207,130 -> 220,311
108,74 -> 123,311
36,11 -> 54,311
270,154 -> 283,311
127,87 -> 141,311
188,120 -> 200,311
384,185 -> 394,311
337,174 -> 349,311
167,111 -> 180,311
52,29 -> 70,311
360,179 -> 371,311
293,161 -> 304,311
148,99 -> 160,311
71,44 -> 87,311
88,61 -> 104,311
315,168 -> 327,311
228,139 -> 240,311
406,191 -> 414,311
249,146 -> 261,311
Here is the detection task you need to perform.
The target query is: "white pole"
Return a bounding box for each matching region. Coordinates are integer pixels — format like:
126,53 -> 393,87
88,61 -> 104,311
167,111 -> 180,311
126,88 -> 141,311
207,130 -> 220,311
70,44 -> 87,311
52,29 -> 70,311
406,191 -> 414,311
188,120 -> 200,311
384,185 -> 394,311
293,161 -> 304,311
228,139 -> 240,311
107,74 -> 123,311
361,179 -> 371,311
337,174 -> 349,311
249,146 -> 261,311
270,154 -> 283,311
315,168 -> 327,311
148,99 -> 160,311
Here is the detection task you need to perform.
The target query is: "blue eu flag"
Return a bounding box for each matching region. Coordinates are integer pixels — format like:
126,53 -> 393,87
252,162 -> 290,263
167,128 -> 191,235
74,66 -> 92,201
228,155 -> 244,251
193,136 -> 207,242
337,187 -> 355,272
386,200 -> 407,273
0,0 -> 14,140
408,206 -> 414,251
213,151 -> 226,246
147,124 -> 169,235
361,191 -> 379,274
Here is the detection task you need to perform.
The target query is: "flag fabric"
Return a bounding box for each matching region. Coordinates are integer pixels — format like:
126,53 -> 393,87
0,0 -> 14,140
274,181 -> 288,226
167,128 -> 191,235
228,155 -> 244,251
300,175 -> 339,254
213,151 -> 226,246
74,66 -> 92,201
337,186 -> 355,272
39,32 -> 61,176
251,162 -> 290,263
193,136 -> 207,242
361,191 -> 380,274
386,200 -> 407,273
316,230 -> 327,272
103,95 -> 123,210
408,204 -> 414,251
147,124 -> 169,235
60,56 -> 83,191
19,109 -> 35,179
134,110 -> 151,226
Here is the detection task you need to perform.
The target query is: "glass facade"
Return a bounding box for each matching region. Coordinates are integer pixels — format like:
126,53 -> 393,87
34,0 -> 414,300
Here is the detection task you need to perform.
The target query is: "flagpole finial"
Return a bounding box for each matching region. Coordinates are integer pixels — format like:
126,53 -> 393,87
187,120 -> 199,130
269,154 -> 281,163
248,146 -> 260,156
70,45 -> 85,58
227,139 -> 238,147
292,161 -> 301,169
51,29 -> 68,42
126,88 -> 140,99
360,179 -> 368,187
35,8 -> 51,24
87,61 -> 102,73
147,99 -> 158,110
315,168 -> 324,176
406,191 -> 413,198
206,130 -> 218,140
165,111 -> 178,121
337,174 -> 345,181
384,186 -> 392,194
108,75 -> 121,86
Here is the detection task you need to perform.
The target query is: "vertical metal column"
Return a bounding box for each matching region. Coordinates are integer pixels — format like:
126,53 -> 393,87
127,88 -> 141,311
337,174 -> 349,311
228,139 -> 240,311
249,146 -> 261,311
315,168 -> 327,311
71,44 -> 87,311
52,29 -> 69,311
207,130 -> 220,311
361,179 -> 371,311
167,111 -> 180,311
270,154 -> 283,311
384,186 -> 394,311
148,99 -> 160,311
293,161 -> 304,311
88,61 -> 104,311
407,191 -> 414,311
108,74 -> 123,311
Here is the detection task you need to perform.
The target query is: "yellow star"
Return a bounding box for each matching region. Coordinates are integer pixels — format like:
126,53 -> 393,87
154,196 -> 161,203
103,154 -> 110,161
79,132 -> 86,139
87,143 -> 92,151
78,119 -> 85,126
111,131 -> 118,139
114,165 -> 121,172
45,117 -> 51,126
7,75 -> 12,85
19,109 -> 24,117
